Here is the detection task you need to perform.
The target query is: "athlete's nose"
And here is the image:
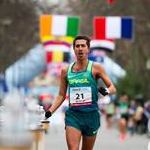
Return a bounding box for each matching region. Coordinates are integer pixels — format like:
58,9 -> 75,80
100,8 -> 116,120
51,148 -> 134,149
79,49 -> 83,53
78,45 -> 83,49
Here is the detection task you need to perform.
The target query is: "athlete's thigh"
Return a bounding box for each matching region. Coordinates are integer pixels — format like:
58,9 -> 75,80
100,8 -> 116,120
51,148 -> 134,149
81,134 -> 97,150
66,126 -> 82,150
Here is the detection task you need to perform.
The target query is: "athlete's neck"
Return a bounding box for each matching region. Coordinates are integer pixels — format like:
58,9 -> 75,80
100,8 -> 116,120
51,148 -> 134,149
76,59 -> 88,68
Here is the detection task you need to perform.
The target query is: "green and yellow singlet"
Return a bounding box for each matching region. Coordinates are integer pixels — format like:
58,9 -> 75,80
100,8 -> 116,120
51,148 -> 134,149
67,60 -> 99,112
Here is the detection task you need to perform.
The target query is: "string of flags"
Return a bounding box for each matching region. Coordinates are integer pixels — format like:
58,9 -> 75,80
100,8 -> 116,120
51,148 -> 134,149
39,13 -> 132,79
39,14 -> 134,71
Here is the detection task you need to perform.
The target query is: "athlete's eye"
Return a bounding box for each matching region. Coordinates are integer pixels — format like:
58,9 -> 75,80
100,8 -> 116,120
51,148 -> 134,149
75,44 -> 86,48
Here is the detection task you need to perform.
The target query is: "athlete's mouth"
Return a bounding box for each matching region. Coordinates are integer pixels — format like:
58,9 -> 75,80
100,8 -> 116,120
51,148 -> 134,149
78,52 -> 83,55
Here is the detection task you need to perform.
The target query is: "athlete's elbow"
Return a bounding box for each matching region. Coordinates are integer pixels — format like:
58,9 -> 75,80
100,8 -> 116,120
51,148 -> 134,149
112,86 -> 117,94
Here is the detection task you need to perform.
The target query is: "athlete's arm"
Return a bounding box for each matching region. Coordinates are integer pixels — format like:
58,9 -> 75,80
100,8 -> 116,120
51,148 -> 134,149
48,66 -> 68,115
93,63 -> 116,95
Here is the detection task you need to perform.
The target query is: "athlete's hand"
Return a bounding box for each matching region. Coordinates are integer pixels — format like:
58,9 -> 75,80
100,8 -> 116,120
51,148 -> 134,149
98,87 -> 109,96
45,111 -> 52,119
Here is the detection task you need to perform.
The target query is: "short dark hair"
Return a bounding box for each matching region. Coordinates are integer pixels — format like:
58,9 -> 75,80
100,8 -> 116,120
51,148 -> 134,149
73,35 -> 91,49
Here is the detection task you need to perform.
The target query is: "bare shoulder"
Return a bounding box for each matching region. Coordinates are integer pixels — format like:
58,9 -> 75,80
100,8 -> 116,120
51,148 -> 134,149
93,62 -> 105,72
92,62 -> 106,79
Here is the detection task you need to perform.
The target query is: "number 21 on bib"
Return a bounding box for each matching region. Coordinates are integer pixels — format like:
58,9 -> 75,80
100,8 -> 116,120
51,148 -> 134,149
69,87 -> 92,106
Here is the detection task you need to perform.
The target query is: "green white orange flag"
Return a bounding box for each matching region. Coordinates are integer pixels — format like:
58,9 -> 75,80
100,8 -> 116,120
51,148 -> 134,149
40,15 -> 80,41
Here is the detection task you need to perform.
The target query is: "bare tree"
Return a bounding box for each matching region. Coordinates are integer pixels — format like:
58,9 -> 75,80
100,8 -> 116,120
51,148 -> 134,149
0,0 -> 59,72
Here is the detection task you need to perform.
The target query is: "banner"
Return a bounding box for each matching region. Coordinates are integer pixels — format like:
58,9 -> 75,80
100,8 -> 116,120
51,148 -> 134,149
41,36 -> 74,44
46,51 -> 70,63
40,15 -> 80,41
94,16 -> 133,39
43,41 -> 71,49
90,39 -> 115,52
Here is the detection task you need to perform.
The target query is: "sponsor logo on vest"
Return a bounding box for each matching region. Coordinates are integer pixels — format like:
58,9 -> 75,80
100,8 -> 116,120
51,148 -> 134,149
93,129 -> 98,134
69,79 -> 89,84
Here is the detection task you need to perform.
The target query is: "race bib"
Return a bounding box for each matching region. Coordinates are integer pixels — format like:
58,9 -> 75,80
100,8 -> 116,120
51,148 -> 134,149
70,87 -> 92,106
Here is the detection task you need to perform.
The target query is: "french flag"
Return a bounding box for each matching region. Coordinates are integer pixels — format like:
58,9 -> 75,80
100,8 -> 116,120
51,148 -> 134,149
94,16 -> 133,39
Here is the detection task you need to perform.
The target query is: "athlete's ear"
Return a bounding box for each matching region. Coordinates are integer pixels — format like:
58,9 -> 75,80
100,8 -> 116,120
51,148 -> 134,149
88,48 -> 92,54
86,48 -> 90,55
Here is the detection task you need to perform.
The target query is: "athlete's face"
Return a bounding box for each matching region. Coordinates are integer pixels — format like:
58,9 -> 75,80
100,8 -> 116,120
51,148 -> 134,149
74,39 -> 89,60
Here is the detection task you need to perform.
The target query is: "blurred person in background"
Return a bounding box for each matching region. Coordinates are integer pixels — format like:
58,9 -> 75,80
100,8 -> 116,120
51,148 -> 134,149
45,35 -> 116,150
127,100 -> 137,136
142,101 -> 150,134
133,100 -> 144,134
118,94 -> 129,141
105,102 -> 115,129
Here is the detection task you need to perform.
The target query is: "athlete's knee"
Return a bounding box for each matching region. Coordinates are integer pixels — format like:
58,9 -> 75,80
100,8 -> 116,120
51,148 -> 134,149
68,144 -> 79,150
67,138 -> 80,150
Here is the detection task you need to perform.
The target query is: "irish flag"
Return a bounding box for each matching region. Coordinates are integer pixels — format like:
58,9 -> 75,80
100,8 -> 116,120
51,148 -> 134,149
94,16 -> 133,39
40,15 -> 80,41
